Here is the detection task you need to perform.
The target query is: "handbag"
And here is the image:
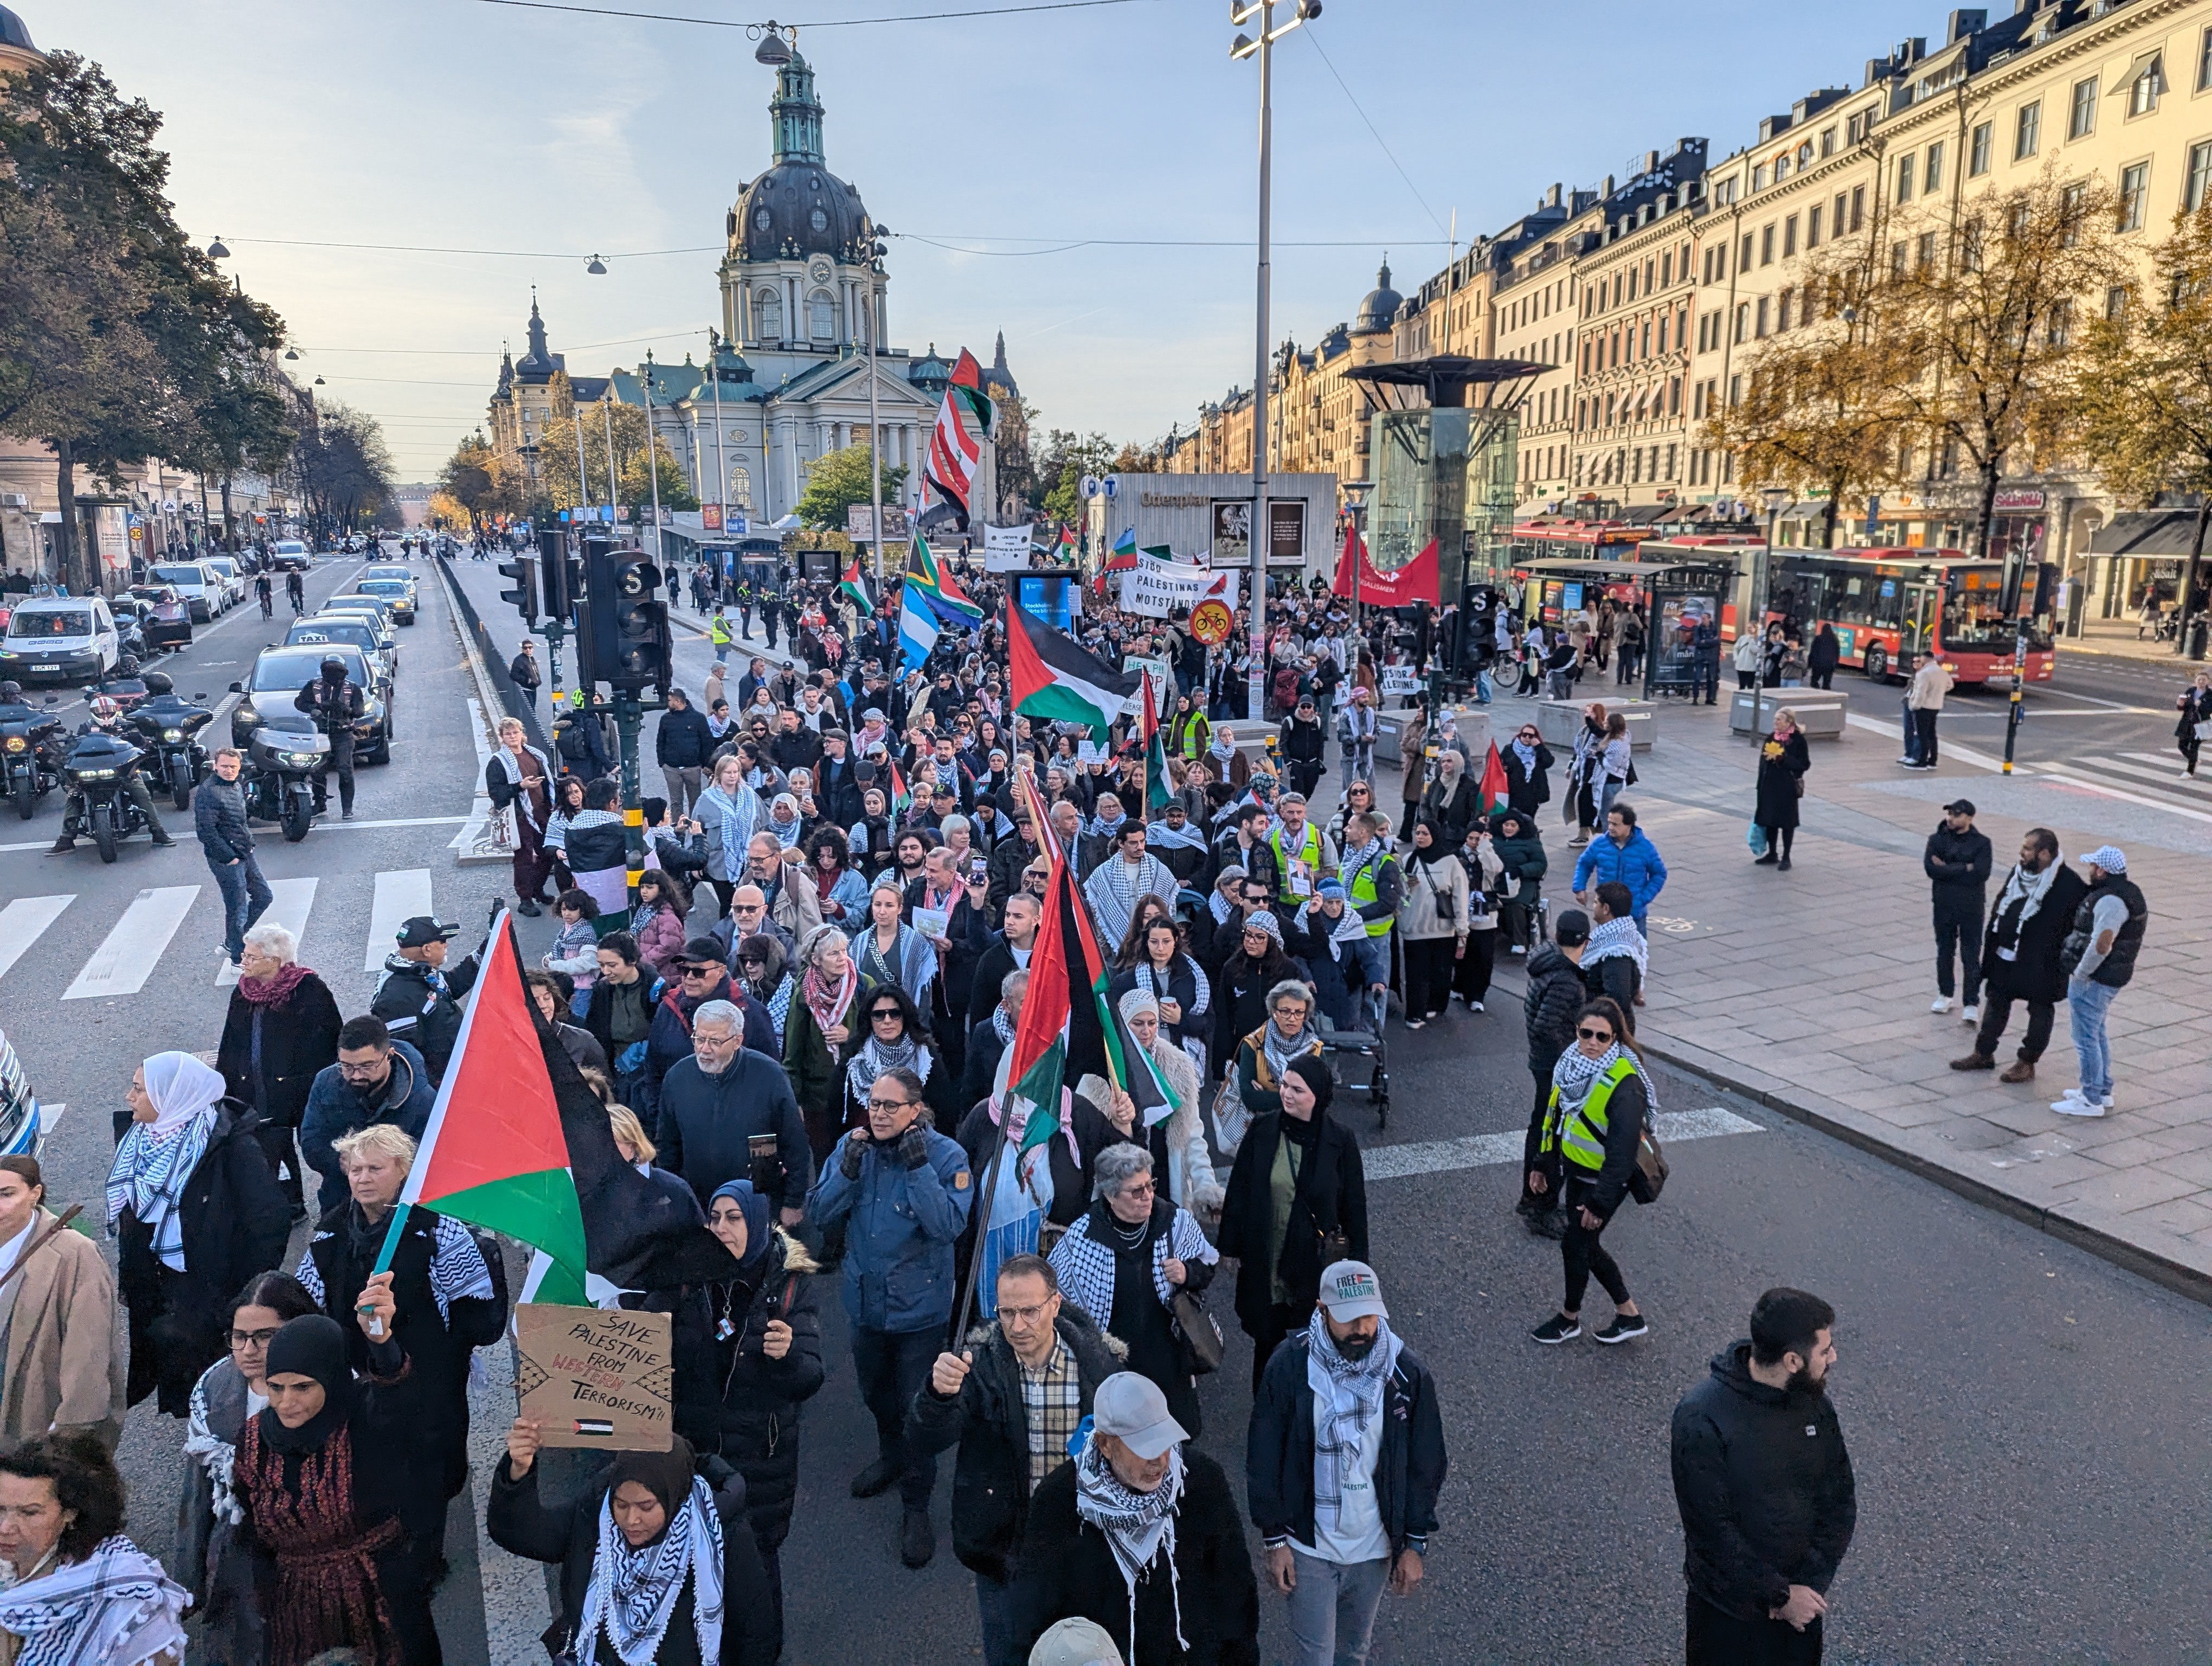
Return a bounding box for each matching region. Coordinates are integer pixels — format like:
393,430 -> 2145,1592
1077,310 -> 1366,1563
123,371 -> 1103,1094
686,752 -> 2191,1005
1628,1118 -> 1670,1204
1171,1288 -> 1224,1375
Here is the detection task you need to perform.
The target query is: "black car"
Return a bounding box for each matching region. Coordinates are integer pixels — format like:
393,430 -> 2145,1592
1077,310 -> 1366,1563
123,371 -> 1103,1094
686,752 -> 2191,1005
229,644 -> 392,764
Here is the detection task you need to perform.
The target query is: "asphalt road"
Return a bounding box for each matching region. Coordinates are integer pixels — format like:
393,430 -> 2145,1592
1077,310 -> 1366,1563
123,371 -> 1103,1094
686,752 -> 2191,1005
6,561 -> 2208,1664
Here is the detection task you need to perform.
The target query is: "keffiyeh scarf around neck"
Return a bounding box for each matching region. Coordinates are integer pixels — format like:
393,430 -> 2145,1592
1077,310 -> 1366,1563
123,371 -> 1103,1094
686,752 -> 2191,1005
0,1536 -> 190,1666
1995,855 -> 2063,926
1584,916 -> 1648,978
1261,1015 -> 1316,1085
576,1475 -> 725,1666
844,1030 -> 930,1106
701,780 -> 761,877
1552,1039 -> 1626,1119
106,1113 -> 217,1272
1073,1437 -> 1188,1665
1305,1306 -> 1403,1534
803,958 -> 859,1037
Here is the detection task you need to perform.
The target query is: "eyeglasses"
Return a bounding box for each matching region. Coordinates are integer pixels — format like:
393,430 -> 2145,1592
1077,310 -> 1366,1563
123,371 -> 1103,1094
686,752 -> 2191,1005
870,1008 -> 903,1023
1118,1179 -> 1156,1197
732,903 -> 764,914
681,965 -> 721,979
866,1097 -> 916,1112
1576,1026 -> 1614,1042
998,1300 -> 1058,1326
1272,1004 -> 1307,1017
229,1327 -> 281,1349
738,955 -> 766,967
336,1059 -> 388,1080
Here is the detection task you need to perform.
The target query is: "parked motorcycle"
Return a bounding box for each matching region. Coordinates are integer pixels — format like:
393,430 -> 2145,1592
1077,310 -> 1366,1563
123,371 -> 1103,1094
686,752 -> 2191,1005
126,685 -> 216,812
0,690 -> 64,821
245,723 -> 325,843
59,728 -> 153,864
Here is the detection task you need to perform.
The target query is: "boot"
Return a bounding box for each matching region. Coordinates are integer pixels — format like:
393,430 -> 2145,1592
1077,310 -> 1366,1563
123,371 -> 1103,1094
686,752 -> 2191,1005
850,1456 -> 900,1500
46,834 -> 73,855
1950,1050 -> 1996,1072
899,1508 -> 935,1569
514,896 -> 542,918
1999,1059 -> 2036,1084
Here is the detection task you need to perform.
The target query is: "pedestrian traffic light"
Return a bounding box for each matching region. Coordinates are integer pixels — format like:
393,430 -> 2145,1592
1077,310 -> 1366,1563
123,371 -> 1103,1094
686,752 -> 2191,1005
536,529 -> 582,623
578,539 -> 672,690
498,551 -> 539,623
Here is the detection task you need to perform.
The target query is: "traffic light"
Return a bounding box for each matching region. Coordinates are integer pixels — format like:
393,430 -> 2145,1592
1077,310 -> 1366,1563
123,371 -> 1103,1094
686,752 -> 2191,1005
578,539 -> 672,690
498,550 -> 539,622
536,529 -> 581,623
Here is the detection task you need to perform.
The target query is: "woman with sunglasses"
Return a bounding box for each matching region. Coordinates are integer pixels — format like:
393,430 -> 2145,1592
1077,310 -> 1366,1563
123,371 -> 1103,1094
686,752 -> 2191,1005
1527,998 -> 1650,1347
173,1271 -> 321,1664
839,985 -> 954,1136
1500,722 -> 1555,818
1326,778 -> 1379,850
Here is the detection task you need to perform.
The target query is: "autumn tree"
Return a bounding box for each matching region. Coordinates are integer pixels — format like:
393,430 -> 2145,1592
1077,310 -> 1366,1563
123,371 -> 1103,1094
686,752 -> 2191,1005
1700,251 -> 1900,549
2074,202 -> 2212,639
532,402 -> 696,516
1880,170 -> 2126,559
294,401 -> 397,533
795,441 -> 907,530
438,433 -> 498,531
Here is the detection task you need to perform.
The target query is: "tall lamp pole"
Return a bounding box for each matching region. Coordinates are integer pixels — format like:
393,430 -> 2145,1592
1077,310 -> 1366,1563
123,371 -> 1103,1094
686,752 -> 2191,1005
861,216 -> 891,581
1231,0 -> 1319,726
1751,485 -> 1789,747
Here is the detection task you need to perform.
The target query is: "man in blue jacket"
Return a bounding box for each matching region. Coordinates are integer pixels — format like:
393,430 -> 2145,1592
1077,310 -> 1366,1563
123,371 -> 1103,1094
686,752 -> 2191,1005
808,1064 -> 973,1571
1571,802 -> 1668,934
299,1015 -> 436,1218
1246,1260 -> 1446,1666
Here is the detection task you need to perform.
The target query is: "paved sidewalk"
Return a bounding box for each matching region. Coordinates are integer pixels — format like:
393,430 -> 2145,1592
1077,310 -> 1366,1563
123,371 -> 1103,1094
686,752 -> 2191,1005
2070,618 -> 2207,667
1531,693 -> 2212,1295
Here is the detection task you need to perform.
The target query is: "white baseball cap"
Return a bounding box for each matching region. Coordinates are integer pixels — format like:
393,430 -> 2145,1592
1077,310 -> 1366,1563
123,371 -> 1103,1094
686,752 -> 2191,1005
1319,1260 -> 1388,1322
1029,1618 -> 1125,1666
1091,1372 -> 1188,1460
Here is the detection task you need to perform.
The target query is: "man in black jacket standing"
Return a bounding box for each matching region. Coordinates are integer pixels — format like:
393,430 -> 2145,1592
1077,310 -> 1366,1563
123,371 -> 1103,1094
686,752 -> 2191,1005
370,914 -> 481,1084
1952,828 -> 2086,1087
1924,799 -> 1992,1024
656,687 -> 713,819
655,998 -> 812,1221
908,1255 -> 1125,1666
1246,1260 -> 1444,1666
1672,1287 -> 1856,1665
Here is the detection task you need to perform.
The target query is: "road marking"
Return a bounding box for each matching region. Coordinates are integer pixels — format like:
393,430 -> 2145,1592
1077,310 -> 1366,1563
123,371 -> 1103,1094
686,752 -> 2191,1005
63,886 -> 201,1000
366,869 -> 433,970
215,876 -> 318,985
2029,765 -> 2212,825
2090,755 -> 2212,796
0,896 -> 73,982
1843,714 -> 2007,772
1361,1106 -> 1763,1181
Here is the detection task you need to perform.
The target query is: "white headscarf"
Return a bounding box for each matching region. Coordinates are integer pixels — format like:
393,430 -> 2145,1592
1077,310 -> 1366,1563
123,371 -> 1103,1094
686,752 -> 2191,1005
140,1052 -> 226,1137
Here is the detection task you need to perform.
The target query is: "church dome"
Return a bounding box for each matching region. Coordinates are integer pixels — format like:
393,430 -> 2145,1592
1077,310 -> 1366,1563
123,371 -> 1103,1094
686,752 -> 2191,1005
1352,260 -> 1401,336
0,7 -> 35,52
909,344 -> 950,396
733,163 -> 871,263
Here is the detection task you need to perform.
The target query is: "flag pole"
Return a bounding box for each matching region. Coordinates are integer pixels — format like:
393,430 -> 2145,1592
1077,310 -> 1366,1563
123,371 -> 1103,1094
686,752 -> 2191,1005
949,1089 -> 1015,1350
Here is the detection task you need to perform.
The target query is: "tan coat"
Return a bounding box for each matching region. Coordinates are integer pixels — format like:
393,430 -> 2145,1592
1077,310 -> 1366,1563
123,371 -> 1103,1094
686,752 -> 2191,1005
0,1210 -> 125,1452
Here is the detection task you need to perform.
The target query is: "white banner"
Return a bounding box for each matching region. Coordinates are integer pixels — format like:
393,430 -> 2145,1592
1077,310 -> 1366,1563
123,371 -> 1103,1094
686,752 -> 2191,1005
1122,652 -> 1175,719
982,522 -> 1033,572
1118,554 -> 1238,618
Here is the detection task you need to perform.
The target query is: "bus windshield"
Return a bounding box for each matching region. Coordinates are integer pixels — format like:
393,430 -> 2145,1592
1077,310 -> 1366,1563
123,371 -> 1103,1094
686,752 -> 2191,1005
1940,565 -> 2055,652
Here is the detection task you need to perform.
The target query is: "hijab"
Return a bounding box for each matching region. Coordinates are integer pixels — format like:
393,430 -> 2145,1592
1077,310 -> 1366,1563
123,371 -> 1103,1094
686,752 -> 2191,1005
580,1438 -> 726,1666
141,1050 -> 226,1136
1409,817 -> 1455,867
256,1315 -> 354,1455
105,1052 -> 226,1272
709,1180 -> 775,1283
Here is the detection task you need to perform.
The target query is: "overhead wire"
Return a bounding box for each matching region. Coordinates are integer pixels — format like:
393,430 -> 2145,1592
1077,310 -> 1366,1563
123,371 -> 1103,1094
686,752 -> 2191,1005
475,0 -> 1148,27
1300,28 -> 1450,241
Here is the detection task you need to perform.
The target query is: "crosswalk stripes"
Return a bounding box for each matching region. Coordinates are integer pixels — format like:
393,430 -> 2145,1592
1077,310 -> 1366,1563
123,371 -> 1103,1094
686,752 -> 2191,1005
63,886 -> 202,1001
1359,1106 -> 1764,1182
365,869 -> 434,971
215,877 -> 319,986
0,896 -> 73,982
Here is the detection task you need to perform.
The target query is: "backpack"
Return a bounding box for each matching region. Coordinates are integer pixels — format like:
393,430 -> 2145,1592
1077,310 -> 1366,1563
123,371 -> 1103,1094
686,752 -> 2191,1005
1628,1117 -> 1669,1204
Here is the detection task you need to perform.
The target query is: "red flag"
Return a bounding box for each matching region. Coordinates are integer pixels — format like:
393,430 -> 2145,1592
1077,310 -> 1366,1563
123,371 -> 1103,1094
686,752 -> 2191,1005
1477,741 -> 1510,820
1332,533 -> 1440,606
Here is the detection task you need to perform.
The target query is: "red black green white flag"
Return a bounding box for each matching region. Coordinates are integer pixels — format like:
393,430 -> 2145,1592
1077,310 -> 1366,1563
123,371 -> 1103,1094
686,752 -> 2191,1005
1007,598 -> 1139,738
838,555 -> 874,617
1477,741 -> 1510,820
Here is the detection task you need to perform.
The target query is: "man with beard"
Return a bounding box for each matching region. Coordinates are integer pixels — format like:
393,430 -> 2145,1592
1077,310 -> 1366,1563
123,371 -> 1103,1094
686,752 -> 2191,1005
1246,1261 -> 1445,1666
1951,828 -> 2086,1086
1671,1288 -> 1856,1665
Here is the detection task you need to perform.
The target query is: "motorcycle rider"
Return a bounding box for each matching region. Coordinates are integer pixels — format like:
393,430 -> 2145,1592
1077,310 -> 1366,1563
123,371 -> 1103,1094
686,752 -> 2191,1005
295,655 -> 362,820
47,694 -> 175,853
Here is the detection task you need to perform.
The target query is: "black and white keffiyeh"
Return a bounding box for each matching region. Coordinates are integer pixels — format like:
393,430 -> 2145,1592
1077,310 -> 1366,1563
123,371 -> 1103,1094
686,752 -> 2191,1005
1073,1436 -> 1188,1664
1050,1206 -> 1216,1328
576,1475 -> 725,1666
1304,1306 -> 1403,1534
105,1114 -> 215,1273
0,1535 -> 190,1666
1584,917 -> 1648,979
295,1210 -> 496,1324
1134,960 -> 1210,1022
844,1031 -> 932,1107
1551,1039 -> 1625,1118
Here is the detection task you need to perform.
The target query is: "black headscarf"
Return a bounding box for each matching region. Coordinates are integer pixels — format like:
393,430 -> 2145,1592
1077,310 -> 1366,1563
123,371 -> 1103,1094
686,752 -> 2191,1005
1282,1054 -> 1333,1146
258,1314 -> 354,1454
1411,815 -> 1455,866
603,1435 -> 700,1545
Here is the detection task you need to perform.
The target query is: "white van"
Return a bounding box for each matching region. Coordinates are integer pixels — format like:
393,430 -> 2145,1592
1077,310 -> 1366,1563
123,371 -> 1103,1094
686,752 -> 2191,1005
148,561 -> 226,623
0,595 -> 121,684
201,556 -> 248,609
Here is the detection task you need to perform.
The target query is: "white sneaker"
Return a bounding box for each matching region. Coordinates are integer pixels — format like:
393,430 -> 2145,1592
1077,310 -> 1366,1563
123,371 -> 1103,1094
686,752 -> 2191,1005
1931,996 -> 1954,1014
2050,1092 -> 2110,1117
1961,1005 -> 1979,1025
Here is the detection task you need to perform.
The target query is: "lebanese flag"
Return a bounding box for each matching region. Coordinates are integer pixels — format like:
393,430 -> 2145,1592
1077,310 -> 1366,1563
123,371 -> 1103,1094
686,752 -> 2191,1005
1332,529 -> 1441,606
1477,741 -> 1510,819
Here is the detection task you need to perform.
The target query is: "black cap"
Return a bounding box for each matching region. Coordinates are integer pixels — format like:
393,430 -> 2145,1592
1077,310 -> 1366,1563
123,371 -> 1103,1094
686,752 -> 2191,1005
1944,798 -> 1976,817
395,915 -> 458,949
1553,909 -> 1591,947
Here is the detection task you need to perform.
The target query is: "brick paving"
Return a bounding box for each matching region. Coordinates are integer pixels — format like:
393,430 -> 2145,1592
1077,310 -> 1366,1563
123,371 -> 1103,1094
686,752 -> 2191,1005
1483,692 -> 2212,1292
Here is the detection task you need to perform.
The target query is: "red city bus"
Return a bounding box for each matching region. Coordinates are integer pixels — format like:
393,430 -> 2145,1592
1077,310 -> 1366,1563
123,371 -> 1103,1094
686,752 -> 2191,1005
1765,547 -> 2057,686
1507,521 -> 1655,621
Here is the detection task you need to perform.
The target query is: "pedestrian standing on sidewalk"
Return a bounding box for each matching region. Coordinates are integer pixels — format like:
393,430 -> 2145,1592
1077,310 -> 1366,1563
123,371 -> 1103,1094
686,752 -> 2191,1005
1732,630 -> 1763,691
1671,1288 -> 1856,1666
1807,624 -> 1840,690
1571,803 -> 1667,938
196,746 -> 272,969
2176,668 -> 2212,777
1751,709 -> 1809,872
2052,845 -> 2149,1119
507,639 -> 542,712
1527,999 -> 1649,1347
486,715 -> 556,917
1901,651 -> 1951,770
1951,829 -> 2085,1087
1564,703 -> 1606,848
1246,1261 -> 1446,1666
1924,799 -> 1991,1022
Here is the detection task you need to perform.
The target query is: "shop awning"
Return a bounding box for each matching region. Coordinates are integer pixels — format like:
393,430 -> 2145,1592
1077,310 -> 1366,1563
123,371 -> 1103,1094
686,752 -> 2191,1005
2088,509 -> 2208,556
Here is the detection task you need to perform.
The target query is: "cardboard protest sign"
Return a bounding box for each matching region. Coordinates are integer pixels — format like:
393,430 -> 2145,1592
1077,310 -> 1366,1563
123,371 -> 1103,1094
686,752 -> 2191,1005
515,1303 -> 674,1450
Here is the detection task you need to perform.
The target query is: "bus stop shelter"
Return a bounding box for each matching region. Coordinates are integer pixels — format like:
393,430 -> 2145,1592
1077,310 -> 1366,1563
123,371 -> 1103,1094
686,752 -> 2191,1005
1520,556 -> 1735,699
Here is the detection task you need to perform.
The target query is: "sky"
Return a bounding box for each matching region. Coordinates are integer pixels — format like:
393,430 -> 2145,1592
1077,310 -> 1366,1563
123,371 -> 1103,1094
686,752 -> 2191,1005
46,0 -> 1952,482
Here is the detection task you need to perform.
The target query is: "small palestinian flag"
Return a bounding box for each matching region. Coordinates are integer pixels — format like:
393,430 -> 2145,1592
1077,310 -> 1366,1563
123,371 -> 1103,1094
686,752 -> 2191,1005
889,757 -> 911,817
1007,597 -> 1139,738
1477,741 -> 1510,820
1140,674 -> 1173,812
839,555 -> 874,617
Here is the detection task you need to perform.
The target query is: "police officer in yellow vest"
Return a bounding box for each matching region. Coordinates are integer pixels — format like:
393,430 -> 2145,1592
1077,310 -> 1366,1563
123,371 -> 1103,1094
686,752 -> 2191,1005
709,606 -> 736,663
1268,792 -> 1338,908
1527,999 -> 1650,1347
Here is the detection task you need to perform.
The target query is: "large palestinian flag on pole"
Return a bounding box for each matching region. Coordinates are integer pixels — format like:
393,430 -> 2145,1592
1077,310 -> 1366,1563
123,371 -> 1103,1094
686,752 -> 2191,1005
838,555 -> 874,617
1007,597 -> 1139,738
388,912 -> 588,1304
1139,672 -> 1173,813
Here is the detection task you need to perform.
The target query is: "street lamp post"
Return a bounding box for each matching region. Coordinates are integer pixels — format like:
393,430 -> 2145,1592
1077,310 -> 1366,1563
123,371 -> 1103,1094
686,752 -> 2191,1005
1752,485 -> 1789,747
860,216 -> 891,582
643,351 -> 664,564
1231,0 -> 1319,726
1341,476 -> 1371,629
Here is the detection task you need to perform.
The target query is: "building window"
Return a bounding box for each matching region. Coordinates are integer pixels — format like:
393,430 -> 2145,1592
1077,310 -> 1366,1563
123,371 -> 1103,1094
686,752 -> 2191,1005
1918,231 -> 1938,270
2069,76 -> 2099,140
1760,224 -> 1776,265
1848,109 -> 1870,145
1808,204 -> 1824,249
1754,163 -> 1771,191
1926,141 -> 1946,195
1740,233 -> 1754,272
1784,215 -> 1798,258
1970,121 -> 1994,176
1777,288 -> 1793,330
1850,185 -> 1866,231
1666,443 -> 1679,479
2120,162 -> 2150,230
1733,303 -> 1749,344
1892,241 -> 1908,279
1728,374 -> 1743,408
1962,217 -> 1984,272
2188,140 -> 2212,212
2015,101 -> 2041,161
1754,297 -> 1770,338
2106,284 -> 2130,320
1821,126 -> 1837,158
2200,26 -> 2212,92
1897,153 -> 1916,203
809,290 -> 835,339
755,287 -> 782,340
2049,298 -> 2074,347
2131,56 -> 2166,117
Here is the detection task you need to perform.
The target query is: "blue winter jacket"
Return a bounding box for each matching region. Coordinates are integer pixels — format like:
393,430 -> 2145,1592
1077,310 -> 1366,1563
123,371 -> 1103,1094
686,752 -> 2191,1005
806,1127 -> 973,1334
1571,827 -> 1669,914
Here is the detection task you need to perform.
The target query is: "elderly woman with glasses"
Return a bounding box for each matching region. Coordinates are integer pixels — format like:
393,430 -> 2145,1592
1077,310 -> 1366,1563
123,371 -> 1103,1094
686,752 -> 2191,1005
1048,1143 -> 1219,1440
215,919 -> 342,1224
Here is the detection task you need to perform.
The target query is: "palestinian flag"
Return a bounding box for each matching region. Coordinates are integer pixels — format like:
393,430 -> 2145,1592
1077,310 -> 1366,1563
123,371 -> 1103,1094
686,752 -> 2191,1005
1477,741 -> 1510,820
387,913 -> 587,1303
906,535 -> 984,626
889,757 -> 911,817
1140,674 -> 1173,813
1007,597 -> 1139,738
1057,524 -> 1079,564
838,555 -> 874,617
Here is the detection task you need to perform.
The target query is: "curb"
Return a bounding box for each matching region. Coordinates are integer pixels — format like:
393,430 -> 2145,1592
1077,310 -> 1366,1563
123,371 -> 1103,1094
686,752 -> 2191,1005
435,558 -> 549,755
1632,1031 -> 2212,1310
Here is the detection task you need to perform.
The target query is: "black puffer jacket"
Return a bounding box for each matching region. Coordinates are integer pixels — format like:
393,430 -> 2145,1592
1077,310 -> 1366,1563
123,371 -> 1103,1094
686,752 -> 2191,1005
1522,943 -> 1586,1079
668,1232 -> 825,1554
905,1305 -> 1126,1581
369,951 -> 480,1082
216,971 -> 343,1131
1671,1340 -> 1857,1623
1922,821 -> 1992,901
